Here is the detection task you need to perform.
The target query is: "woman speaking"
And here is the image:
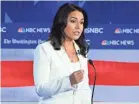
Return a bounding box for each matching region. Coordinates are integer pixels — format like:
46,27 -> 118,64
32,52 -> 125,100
33,3 -> 91,104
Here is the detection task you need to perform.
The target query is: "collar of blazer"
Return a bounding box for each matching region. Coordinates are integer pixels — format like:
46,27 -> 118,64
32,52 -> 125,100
73,40 -> 80,54
55,40 -> 83,73
56,40 -> 80,57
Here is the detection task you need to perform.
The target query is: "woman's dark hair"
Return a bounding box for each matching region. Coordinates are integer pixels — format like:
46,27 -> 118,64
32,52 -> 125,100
48,3 -> 89,57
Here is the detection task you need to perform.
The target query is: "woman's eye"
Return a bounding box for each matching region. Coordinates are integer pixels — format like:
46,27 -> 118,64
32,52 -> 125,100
80,22 -> 84,24
71,20 -> 75,23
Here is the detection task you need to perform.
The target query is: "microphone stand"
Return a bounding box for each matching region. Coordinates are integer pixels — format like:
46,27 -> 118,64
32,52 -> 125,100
88,60 -> 97,104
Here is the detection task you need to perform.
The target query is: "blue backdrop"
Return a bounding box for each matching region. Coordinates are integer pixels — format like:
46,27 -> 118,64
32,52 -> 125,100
1,1 -> 139,49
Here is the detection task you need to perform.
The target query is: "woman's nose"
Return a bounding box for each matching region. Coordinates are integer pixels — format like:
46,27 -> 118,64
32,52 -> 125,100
75,23 -> 80,29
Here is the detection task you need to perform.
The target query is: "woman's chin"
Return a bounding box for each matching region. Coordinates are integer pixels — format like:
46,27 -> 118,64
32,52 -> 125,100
73,38 -> 79,40
73,36 -> 80,40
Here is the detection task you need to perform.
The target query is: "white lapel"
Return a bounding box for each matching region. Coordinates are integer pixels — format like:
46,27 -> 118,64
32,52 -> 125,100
55,46 -> 72,73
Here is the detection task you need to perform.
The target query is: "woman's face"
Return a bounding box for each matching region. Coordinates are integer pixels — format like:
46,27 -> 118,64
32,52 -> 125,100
64,10 -> 84,41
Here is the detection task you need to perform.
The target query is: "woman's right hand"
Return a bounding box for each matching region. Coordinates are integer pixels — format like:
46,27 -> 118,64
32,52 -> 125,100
69,70 -> 84,86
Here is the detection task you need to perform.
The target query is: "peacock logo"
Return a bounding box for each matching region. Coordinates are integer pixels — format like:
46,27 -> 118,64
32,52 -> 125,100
115,28 -> 122,34
18,27 -> 25,33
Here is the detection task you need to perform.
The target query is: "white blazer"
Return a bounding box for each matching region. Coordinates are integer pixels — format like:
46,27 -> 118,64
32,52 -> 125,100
33,41 -> 92,104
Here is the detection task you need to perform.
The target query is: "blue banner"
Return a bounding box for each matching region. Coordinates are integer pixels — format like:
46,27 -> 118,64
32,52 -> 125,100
1,23 -> 139,49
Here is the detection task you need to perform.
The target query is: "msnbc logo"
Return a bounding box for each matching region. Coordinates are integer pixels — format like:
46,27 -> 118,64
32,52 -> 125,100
18,28 -> 25,33
115,28 -> 122,34
85,28 -> 103,34
0,27 -> 6,32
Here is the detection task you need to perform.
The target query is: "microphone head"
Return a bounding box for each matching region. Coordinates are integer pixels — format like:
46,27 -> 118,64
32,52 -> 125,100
88,59 -> 93,65
76,50 -> 80,55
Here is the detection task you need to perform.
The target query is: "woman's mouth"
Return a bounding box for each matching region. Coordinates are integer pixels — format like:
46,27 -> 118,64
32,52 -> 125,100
73,31 -> 80,35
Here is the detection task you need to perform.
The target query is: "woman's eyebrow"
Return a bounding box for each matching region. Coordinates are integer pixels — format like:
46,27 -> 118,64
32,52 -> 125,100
69,17 -> 84,20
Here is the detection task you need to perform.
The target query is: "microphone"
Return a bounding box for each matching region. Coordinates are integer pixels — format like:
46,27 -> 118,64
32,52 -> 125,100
88,59 -> 96,104
76,50 -> 80,55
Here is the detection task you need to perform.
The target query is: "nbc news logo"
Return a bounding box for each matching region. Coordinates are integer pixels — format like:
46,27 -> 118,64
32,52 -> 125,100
18,27 -> 50,33
115,28 -> 139,34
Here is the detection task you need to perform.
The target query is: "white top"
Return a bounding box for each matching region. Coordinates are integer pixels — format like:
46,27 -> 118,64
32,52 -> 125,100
70,61 -> 81,72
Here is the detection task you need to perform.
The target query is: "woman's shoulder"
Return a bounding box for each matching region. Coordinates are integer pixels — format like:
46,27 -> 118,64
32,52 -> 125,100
37,40 -> 52,47
39,40 -> 52,47
35,40 -> 54,52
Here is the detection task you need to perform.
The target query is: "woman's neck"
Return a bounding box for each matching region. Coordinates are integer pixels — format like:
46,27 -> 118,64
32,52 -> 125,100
62,39 -> 74,49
